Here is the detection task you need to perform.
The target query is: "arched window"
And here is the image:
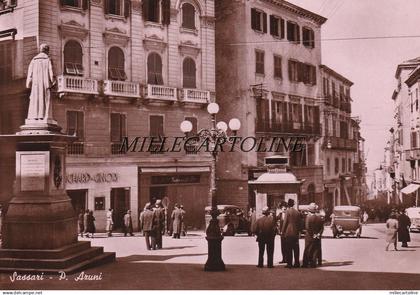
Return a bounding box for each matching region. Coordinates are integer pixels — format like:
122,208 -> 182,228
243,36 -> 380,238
64,40 -> 83,76
183,58 -> 196,88
108,47 -> 126,81
147,53 -> 163,85
182,3 -> 195,29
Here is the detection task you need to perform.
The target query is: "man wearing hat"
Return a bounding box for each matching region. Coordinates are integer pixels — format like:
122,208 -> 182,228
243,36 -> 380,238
302,203 -> 324,268
140,203 -> 157,250
254,206 -> 277,268
153,199 -> 165,248
281,199 -> 301,268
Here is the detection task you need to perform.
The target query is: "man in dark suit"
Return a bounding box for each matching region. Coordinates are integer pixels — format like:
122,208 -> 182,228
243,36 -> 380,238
254,206 -> 277,268
281,199 -> 301,268
302,203 -> 324,268
153,199 -> 165,249
140,203 -> 156,250
276,201 -> 288,264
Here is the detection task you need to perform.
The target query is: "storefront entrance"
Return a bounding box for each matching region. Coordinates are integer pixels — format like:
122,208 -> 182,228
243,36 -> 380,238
111,187 -> 130,230
67,189 -> 87,214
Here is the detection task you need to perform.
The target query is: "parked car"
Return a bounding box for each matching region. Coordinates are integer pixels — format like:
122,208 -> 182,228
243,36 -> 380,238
331,205 -> 362,238
406,207 -> 420,232
204,205 -> 251,236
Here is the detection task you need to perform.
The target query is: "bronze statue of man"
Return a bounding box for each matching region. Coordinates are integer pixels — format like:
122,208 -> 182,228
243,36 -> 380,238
25,44 -> 55,121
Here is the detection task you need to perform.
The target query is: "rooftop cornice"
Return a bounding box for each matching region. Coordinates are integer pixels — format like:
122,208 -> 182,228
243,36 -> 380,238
405,65 -> 420,87
261,0 -> 327,25
320,64 -> 353,86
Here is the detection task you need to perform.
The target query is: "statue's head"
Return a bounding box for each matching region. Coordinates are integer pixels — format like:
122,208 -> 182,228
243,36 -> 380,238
40,44 -> 49,55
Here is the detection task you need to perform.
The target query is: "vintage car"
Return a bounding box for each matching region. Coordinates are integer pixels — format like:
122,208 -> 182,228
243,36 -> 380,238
331,205 -> 362,238
406,207 -> 420,232
204,205 -> 251,236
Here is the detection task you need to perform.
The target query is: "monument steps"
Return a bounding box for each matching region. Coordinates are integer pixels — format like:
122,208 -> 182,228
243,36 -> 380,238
0,241 -> 115,274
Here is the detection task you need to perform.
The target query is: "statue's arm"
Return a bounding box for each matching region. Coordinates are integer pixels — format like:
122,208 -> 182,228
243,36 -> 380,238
48,59 -> 55,86
26,61 -> 33,89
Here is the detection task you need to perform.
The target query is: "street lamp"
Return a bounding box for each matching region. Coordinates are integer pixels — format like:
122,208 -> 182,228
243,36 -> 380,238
180,102 -> 240,271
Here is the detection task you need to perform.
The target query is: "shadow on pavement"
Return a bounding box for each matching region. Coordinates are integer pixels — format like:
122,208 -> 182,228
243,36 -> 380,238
117,253 -> 208,263
320,260 -> 354,267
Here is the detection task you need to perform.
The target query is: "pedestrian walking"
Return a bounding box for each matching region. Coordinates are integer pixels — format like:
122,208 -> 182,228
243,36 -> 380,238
397,210 -> 411,248
153,200 -> 165,249
106,208 -> 114,237
276,201 -> 288,264
171,204 -> 183,239
385,213 -> 399,251
281,199 -> 301,268
363,211 -> 369,225
78,209 -> 85,237
83,209 -> 89,237
250,207 -> 257,235
180,205 -> 187,236
302,203 -> 324,268
140,203 -> 157,250
123,210 -> 134,237
85,210 -> 96,238
254,206 -> 276,268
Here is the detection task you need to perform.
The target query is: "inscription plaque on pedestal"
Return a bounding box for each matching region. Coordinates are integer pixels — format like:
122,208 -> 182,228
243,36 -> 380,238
20,154 -> 46,192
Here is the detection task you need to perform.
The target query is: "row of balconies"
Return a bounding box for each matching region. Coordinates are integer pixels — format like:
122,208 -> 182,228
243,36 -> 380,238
255,119 -> 322,136
324,94 -> 352,113
68,141 -> 200,156
324,136 -> 358,151
404,148 -> 420,160
57,75 -> 211,104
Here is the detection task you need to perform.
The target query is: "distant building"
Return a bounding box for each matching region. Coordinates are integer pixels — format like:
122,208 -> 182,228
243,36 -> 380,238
215,0 -> 327,209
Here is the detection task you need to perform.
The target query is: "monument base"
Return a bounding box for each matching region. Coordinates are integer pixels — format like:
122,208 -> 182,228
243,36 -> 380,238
19,119 -> 61,135
0,127 -> 115,274
0,241 -> 115,274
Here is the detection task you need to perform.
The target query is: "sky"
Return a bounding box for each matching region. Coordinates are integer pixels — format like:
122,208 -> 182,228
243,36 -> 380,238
287,0 -> 420,172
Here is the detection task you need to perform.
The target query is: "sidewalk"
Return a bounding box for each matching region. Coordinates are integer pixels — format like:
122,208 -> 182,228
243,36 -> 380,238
2,226 -> 420,290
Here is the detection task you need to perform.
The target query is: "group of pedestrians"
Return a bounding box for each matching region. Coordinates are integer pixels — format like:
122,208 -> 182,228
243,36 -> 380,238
385,209 -> 411,251
138,201 -> 186,250
78,209 -> 96,238
254,199 -> 324,269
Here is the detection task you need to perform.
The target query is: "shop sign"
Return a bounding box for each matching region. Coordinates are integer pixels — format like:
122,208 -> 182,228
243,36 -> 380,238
67,172 -> 118,184
151,175 -> 200,185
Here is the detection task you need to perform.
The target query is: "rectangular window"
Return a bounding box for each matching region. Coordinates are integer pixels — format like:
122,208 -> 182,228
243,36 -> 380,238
251,8 -> 267,33
411,131 -> 418,149
105,0 -> 130,17
110,113 -> 127,143
287,21 -> 300,43
342,158 -> 346,173
269,15 -> 285,38
255,50 -> 265,75
335,158 -> 339,174
273,55 -> 282,79
288,60 -> 299,82
0,42 -> 13,84
348,158 -> 352,172
302,27 -> 315,48
149,115 -> 164,138
67,111 -> 84,141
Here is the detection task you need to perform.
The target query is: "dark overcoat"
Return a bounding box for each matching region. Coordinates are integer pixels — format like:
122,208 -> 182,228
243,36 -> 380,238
398,213 -> 411,243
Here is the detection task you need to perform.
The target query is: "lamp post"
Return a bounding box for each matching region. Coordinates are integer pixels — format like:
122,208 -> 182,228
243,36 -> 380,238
180,102 -> 240,271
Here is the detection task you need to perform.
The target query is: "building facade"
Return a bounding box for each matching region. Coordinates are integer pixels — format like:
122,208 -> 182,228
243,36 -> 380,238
319,65 -> 364,209
0,0 -> 216,230
215,0 -> 326,210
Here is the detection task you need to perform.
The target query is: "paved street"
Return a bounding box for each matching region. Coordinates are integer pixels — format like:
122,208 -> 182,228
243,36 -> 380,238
2,223 -> 420,290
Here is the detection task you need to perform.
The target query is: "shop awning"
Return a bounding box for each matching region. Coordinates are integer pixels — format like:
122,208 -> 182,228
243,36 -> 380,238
401,183 -> 420,194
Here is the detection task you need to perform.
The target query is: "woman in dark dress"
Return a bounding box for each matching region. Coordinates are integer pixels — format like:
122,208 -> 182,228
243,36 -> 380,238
397,210 -> 411,248
86,210 -> 96,238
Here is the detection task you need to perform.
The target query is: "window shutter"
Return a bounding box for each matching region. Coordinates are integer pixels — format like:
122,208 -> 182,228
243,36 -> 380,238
287,21 -> 293,41
77,112 -> 84,140
288,60 -> 292,81
104,0 -> 109,14
263,12 -> 267,33
142,0 -> 149,21
251,8 -> 257,30
67,111 -> 77,136
121,114 -> 127,138
82,0 -> 89,10
111,113 -> 121,142
298,104 -> 302,123
124,0 -> 130,17
269,15 -> 275,36
296,24 -> 301,42
280,18 -> 285,39
162,0 -> 171,25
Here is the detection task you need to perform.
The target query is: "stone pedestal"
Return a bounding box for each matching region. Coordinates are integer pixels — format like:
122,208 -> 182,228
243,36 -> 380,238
0,125 -> 115,273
